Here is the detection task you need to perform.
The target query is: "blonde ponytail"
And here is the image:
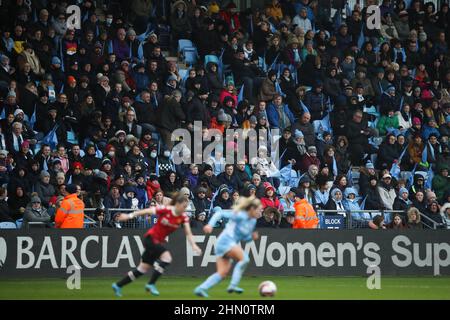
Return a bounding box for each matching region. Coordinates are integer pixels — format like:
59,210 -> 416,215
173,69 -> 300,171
233,196 -> 261,212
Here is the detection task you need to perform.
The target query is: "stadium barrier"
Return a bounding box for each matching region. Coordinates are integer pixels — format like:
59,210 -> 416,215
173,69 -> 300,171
0,229 -> 449,278
15,208 -> 443,230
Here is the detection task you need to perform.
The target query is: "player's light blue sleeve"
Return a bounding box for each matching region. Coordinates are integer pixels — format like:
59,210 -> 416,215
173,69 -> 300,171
207,207 -> 235,228
242,220 -> 257,242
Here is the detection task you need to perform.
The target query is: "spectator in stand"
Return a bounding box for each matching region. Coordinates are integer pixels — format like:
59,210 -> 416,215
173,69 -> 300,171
0,0 -> 447,231
393,187 -> 412,216
406,207 -> 423,229
23,195 -> 50,228
377,173 -> 397,210
387,213 -> 406,230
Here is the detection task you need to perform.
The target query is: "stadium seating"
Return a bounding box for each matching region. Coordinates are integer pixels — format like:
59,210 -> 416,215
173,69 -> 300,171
0,222 -> 17,229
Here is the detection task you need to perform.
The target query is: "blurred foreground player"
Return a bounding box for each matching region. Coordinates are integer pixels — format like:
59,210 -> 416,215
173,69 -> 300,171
194,196 -> 262,297
112,192 -> 202,297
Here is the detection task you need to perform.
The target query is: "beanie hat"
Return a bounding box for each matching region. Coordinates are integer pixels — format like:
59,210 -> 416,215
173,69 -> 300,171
40,170 -> 50,178
399,187 -> 409,195
51,56 -> 61,65
67,76 -> 76,84
294,129 -> 304,138
366,161 -> 375,170
13,109 -> 24,117
209,2 -> 220,14
31,196 -> 41,203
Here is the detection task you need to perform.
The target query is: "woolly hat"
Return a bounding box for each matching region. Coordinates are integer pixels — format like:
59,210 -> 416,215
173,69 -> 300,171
294,129 -> 304,138
366,161 -> 375,170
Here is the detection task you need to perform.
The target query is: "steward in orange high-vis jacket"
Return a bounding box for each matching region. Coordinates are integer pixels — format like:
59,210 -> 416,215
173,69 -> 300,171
292,190 -> 319,229
55,184 -> 85,229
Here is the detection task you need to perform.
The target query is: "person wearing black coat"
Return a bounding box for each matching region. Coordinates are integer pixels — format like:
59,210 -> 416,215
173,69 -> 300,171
376,133 -> 401,169
196,18 -> 221,56
393,188 -> 412,217
346,110 -> 377,166
364,178 -> 384,210
213,187 -> 233,210
160,171 -> 181,197
192,187 -> 211,216
325,188 -> 347,214
358,164 -> 377,197
7,185 -> 30,220
0,189 -> 14,222
205,62 -> 223,96
217,165 -> 244,193
159,91 -> 186,149
187,90 -> 209,125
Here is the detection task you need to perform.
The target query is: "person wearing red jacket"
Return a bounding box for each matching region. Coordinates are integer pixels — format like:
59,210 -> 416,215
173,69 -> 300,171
260,184 -> 283,213
146,174 -> 161,201
219,2 -> 241,34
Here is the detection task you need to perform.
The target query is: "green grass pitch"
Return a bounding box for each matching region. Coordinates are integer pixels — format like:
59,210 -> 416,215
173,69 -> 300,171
1,276 -> 450,300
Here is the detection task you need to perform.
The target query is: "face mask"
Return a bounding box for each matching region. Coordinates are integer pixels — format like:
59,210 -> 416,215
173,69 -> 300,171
164,151 -> 171,157
108,151 -> 115,157
150,152 -> 157,158
106,18 -> 113,25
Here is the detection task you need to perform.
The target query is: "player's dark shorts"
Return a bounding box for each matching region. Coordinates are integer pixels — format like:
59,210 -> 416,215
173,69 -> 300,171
141,235 -> 167,264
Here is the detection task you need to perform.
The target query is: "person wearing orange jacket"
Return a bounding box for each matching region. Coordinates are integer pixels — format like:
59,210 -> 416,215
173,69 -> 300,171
293,190 -> 319,229
55,184 -> 85,229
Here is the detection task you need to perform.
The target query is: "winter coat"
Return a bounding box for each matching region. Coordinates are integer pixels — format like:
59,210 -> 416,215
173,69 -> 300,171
23,206 -> 51,228
377,182 -> 397,210
377,115 -> 399,136
33,181 -> 55,208
266,103 -> 295,129
432,173 -> 450,202
258,78 -> 277,102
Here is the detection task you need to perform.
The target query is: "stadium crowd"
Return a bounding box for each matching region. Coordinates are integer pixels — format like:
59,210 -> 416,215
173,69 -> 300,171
0,0 -> 449,230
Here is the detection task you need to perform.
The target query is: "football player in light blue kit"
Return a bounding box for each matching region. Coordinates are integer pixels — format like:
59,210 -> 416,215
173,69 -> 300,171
194,197 -> 262,298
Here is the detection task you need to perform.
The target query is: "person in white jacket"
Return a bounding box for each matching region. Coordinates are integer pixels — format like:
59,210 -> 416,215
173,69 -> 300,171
440,203 -> 450,229
377,173 -> 397,211
292,8 -> 312,33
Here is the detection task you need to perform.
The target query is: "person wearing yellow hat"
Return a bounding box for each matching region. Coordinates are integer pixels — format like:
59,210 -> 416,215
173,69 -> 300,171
209,2 -> 220,15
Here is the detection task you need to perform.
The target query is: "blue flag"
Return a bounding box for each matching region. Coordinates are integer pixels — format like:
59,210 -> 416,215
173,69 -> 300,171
421,144 -> 428,164
332,156 -> 338,176
398,145 -> 408,164
29,104 -> 37,130
360,195 -> 368,210
42,124 -> 59,150
407,163 -> 418,189
208,188 -> 220,214
275,81 -> 285,97
299,100 -> 310,114
357,25 -> 365,49
347,167 -> 353,186
94,144 -> 102,158
218,49 -> 225,78
334,10 -> 342,31
390,162 -> 401,179
238,84 -> 245,103
425,166 -> 434,190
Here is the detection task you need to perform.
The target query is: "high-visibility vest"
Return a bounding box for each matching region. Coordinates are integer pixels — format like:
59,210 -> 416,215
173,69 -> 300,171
55,194 -> 85,229
293,199 -> 318,229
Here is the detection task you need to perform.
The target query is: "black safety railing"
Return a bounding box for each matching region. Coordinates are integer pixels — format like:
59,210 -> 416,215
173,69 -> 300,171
8,208 -> 445,230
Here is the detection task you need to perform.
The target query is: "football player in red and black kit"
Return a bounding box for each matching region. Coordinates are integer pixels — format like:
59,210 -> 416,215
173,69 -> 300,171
112,193 -> 202,297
